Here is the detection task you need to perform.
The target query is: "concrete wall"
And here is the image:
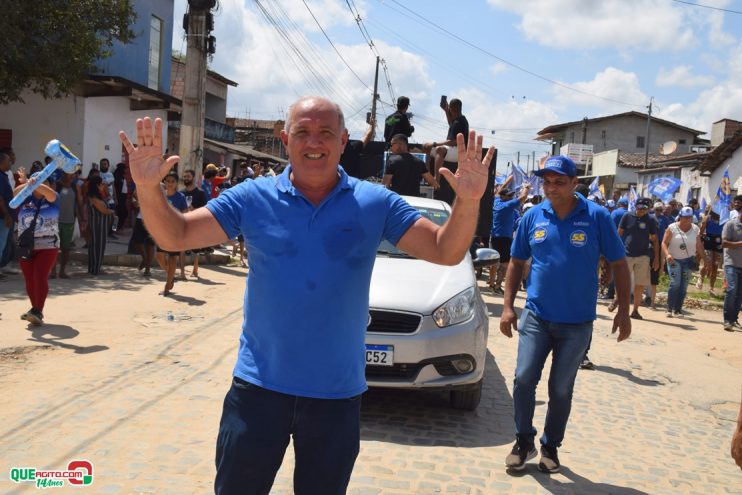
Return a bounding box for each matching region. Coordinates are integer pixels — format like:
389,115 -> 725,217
83,97 -> 167,176
552,114 -> 698,155
0,92 -> 86,172
93,0 -> 174,94
205,93 -> 227,123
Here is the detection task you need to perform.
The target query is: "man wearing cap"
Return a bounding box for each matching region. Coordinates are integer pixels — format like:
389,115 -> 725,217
610,197 -> 659,319
383,96 -> 414,145
500,155 -> 631,473
382,134 -> 438,196
722,195 -> 742,331
488,175 -> 530,294
611,197 -> 628,228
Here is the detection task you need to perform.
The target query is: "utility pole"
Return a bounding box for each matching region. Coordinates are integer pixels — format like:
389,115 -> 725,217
179,0 -> 215,184
644,96 -> 653,168
370,56 -> 380,139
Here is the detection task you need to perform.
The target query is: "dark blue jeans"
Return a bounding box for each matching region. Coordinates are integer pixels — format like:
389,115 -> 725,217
667,258 -> 693,313
512,309 -> 593,449
215,377 -> 361,495
724,265 -> 742,324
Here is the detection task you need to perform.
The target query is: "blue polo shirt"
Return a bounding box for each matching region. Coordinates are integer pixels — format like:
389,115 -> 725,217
511,194 -> 625,323
206,165 -> 421,399
611,207 -> 627,229
491,197 -> 521,238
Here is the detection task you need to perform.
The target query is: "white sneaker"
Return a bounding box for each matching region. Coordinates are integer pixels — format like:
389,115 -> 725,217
2,265 -> 19,275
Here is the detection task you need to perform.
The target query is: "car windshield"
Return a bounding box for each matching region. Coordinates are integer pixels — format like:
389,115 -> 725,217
377,206 -> 449,257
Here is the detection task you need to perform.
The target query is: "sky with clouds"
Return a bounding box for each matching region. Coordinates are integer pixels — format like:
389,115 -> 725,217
173,0 -> 742,167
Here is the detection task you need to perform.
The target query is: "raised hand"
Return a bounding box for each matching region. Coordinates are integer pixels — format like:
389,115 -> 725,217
439,130 -> 494,202
119,117 -> 179,188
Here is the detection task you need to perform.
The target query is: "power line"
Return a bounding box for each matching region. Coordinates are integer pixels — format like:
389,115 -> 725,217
345,0 -> 396,102
380,0 -> 647,109
670,0 -> 742,14
300,0 -> 373,92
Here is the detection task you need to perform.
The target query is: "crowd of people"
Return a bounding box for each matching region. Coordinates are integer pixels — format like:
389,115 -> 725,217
0,144 -> 272,321
487,176 -> 742,334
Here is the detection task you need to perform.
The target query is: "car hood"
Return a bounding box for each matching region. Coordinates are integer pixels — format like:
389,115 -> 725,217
369,255 -> 476,315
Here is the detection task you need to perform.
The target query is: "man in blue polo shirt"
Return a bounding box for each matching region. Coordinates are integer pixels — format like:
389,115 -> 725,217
488,177 -> 530,293
119,96 -> 495,495
500,155 -> 631,474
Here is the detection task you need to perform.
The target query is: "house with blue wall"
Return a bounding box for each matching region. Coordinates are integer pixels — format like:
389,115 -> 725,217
0,0 -> 178,175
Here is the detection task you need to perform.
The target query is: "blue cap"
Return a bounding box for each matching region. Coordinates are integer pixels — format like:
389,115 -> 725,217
534,155 -> 577,177
606,200 -> 616,207
617,197 -> 628,206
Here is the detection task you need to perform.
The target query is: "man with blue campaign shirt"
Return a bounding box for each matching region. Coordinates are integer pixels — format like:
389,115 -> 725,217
488,176 -> 530,294
500,155 -> 631,474
610,197 -> 628,228
610,197 -> 659,320
119,97 -> 495,495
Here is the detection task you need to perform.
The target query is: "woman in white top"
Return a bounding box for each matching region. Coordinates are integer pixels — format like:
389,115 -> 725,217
661,206 -> 703,318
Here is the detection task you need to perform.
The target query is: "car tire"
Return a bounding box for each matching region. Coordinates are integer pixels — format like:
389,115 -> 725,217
450,379 -> 482,411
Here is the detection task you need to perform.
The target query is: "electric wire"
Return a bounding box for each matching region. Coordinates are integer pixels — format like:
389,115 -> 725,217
670,0 -> 742,14
380,0 -> 647,109
300,0 -> 373,92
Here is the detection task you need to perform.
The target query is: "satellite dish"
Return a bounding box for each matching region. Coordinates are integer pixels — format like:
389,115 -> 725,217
659,140 -> 677,155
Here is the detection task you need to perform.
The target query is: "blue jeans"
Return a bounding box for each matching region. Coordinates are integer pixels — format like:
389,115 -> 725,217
724,266 -> 742,324
215,377 -> 361,495
512,308 -> 593,449
667,258 -> 693,313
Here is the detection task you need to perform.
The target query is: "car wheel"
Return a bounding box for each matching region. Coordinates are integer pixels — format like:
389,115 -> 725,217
450,379 -> 482,411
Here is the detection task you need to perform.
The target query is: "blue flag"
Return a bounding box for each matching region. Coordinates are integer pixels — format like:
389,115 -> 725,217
647,176 -> 683,202
686,186 -> 692,204
495,172 -> 506,185
700,197 -> 707,212
588,176 -> 604,200
511,163 -> 528,192
628,186 -> 638,212
712,166 -> 732,224
527,173 -> 543,197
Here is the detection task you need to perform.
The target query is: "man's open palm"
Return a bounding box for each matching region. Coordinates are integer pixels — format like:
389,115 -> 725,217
119,117 -> 179,187
439,130 -> 494,202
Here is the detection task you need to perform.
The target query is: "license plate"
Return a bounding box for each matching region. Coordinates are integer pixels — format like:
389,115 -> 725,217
365,344 -> 394,366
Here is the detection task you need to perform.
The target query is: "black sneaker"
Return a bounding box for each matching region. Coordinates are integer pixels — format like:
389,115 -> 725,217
579,356 -> 595,370
505,439 -> 537,470
630,310 -> 643,320
25,308 -> 43,325
538,444 -> 560,473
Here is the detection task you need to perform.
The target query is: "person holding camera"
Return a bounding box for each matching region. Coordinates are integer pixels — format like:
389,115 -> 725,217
13,173 -> 59,325
662,206 -> 702,318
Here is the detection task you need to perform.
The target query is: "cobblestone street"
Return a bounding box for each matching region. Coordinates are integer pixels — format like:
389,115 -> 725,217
1,264 -> 740,494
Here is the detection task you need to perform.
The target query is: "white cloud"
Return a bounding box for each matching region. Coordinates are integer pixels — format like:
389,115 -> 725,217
551,67 -> 648,113
487,0 -> 695,51
488,62 -> 508,77
656,65 -> 714,88
174,0 -> 432,134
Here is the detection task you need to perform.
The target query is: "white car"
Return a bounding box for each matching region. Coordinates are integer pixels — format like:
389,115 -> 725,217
365,196 -> 499,410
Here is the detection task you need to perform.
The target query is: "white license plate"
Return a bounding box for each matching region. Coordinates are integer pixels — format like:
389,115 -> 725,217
365,344 -> 394,366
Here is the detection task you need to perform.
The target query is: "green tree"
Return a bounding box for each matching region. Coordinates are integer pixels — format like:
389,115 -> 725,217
0,0 -> 137,104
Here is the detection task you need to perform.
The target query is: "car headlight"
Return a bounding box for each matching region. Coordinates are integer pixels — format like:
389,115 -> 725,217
433,287 -> 476,328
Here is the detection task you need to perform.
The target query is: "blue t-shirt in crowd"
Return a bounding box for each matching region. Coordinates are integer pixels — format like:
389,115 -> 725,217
611,207 -> 627,229
655,214 -> 672,243
206,165 -> 421,399
511,193 -> 625,323
705,218 -> 723,236
491,197 -> 521,238
167,191 -> 188,212
619,212 -> 658,257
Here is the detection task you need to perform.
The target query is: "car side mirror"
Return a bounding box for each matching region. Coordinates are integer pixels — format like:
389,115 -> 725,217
472,248 -> 500,269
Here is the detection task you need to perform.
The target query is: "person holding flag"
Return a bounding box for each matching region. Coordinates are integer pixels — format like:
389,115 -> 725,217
489,174 -> 530,294
713,166 -> 733,225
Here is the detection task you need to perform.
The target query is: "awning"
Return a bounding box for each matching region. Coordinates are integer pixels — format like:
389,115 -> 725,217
203,138 -> 287,164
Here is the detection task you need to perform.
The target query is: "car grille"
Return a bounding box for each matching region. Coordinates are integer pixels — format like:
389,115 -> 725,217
366,363 -> 422,380
368,310 -> 421,334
